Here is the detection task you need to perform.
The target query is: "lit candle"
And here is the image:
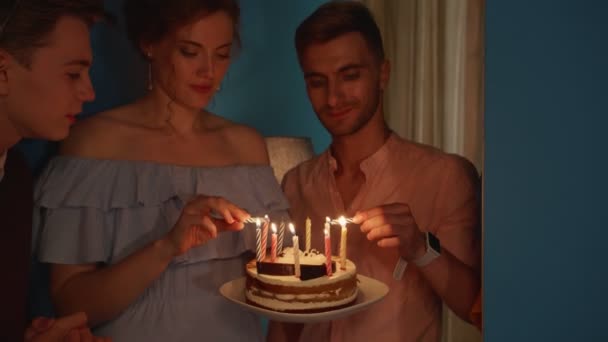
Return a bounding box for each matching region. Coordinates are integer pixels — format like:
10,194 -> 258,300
290,223 -> 300,278
338,216 -> 348,270
305,217 -> 311,252
278,221 -> 285,255
255,218 -> 262,262
324,219 -> 332,277
271,223 -> 278,263
261,216 -> 269,261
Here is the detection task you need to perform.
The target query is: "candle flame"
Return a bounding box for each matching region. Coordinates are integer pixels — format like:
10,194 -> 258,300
289,223 -> 295,235
264,214 -> 270,222
338,216 -> 347,227
271,222 -> 277,233
325,216 -> 330,223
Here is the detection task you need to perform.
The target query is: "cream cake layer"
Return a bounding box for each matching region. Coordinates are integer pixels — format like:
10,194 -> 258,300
245,247 -> 358,312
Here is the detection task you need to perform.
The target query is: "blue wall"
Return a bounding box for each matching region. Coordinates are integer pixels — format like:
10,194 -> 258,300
214,0 -> 329,149
485,1 -> 608,341
19,0 -> 329,173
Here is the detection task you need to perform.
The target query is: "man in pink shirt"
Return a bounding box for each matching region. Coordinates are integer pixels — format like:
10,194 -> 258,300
267,2 -> 481,341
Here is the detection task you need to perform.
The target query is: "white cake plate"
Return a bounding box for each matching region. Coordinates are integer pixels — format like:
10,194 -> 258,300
218,274 -> 389,323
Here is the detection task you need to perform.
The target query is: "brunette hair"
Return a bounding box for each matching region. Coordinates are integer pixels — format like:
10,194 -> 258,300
295,1 -> 384,63
0,0 -> 108,67
123,0 -> 241,58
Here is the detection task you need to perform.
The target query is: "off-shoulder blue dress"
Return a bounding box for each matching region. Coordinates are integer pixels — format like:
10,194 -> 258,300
32,156 -> 290,342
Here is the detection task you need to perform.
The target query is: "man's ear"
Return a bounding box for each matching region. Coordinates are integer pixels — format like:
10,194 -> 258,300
0,49 -> 11,96
379,59 -> 391,92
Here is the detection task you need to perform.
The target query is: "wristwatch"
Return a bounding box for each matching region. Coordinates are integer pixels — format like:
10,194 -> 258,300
412,232 -> 441,267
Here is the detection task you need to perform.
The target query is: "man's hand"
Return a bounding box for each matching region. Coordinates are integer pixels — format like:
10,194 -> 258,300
24,312 -> 111,342
354,203 -> 427,262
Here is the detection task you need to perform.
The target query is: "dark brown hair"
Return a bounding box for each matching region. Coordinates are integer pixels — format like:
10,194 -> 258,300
0,0 -> 108,67
295,1 -> 385,64
124,0 -> 241,58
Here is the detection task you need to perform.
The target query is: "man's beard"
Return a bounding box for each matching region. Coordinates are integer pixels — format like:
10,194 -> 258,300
322,90 -> 381,137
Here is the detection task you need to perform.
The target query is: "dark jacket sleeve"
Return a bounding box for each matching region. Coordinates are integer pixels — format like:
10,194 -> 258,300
0,148 -> 33,341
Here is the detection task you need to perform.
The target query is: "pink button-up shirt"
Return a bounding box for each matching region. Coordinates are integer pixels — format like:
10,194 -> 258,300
282,133 -> 480,342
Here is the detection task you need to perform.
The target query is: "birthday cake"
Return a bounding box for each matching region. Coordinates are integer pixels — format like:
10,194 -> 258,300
245,247 -> 358,313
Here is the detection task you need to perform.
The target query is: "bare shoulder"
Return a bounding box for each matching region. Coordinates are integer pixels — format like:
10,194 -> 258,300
60,105 -> 135,158
206,113 -> 269,165
227,123 -> 269,165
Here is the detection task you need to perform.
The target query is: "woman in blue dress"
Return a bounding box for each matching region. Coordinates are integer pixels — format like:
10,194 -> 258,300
33,1 -> 288,340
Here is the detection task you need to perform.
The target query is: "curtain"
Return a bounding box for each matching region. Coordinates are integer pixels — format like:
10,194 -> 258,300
360,0 -> 485,341
361,0 -> 484,172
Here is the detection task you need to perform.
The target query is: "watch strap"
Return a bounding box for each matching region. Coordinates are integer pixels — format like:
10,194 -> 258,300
412,232 -> 441,267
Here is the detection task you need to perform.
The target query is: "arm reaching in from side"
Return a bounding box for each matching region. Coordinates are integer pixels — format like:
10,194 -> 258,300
50,195 -> 249,327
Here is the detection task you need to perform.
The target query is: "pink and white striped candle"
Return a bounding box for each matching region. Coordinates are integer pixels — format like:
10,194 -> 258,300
270,223 -> 278,263
255,218 -> 262,262
261,218 -> 269,260
277,221 -> 285,255
324,223 -> 332,277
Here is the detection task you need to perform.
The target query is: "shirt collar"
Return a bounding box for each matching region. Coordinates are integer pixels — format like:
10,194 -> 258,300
326,132 -> 398,176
